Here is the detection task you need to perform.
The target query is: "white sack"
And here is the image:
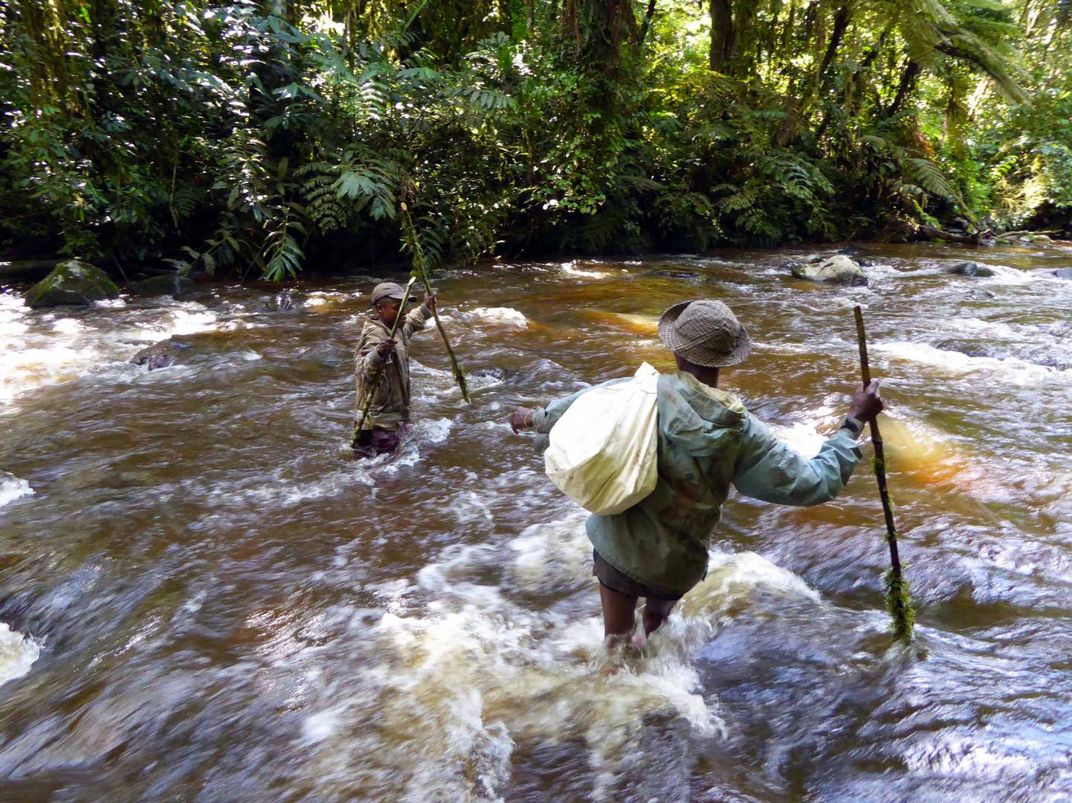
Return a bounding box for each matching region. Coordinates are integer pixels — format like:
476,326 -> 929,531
544,363 -> 659,515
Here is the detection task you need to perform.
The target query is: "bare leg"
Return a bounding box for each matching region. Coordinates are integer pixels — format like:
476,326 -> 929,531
598,582 -> 638,645
642,597 -> 676,636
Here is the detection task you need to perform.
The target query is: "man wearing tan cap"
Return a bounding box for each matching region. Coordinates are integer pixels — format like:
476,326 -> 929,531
511,299 -> 882,648
353,281 -> 437,458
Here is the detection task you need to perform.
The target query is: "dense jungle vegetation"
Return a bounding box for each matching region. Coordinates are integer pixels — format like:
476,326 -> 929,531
1,1 -> 1070,278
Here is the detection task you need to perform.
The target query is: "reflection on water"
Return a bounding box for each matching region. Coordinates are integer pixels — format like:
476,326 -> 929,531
1,243 -> 1072,798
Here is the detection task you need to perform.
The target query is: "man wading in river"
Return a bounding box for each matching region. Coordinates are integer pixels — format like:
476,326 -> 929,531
353,282 -> 437,458
510,299 -> 883,647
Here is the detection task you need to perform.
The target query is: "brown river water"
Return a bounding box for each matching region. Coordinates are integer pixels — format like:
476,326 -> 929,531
1,243 -> 1071,800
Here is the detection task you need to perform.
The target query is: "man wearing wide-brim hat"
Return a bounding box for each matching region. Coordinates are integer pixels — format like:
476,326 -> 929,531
353,281 -> 437,458
511,298 -> 882,647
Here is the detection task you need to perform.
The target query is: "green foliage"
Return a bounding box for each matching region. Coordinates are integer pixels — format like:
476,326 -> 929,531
0,0 -> 1067,276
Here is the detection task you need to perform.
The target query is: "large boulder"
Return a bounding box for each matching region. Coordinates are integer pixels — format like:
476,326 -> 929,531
25,260 -> 121,308
130,274 -> 196,298
947,261 -> 995,278
790,255 -> 868,286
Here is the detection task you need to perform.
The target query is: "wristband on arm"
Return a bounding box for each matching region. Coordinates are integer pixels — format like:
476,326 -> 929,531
840,416 -> 863,436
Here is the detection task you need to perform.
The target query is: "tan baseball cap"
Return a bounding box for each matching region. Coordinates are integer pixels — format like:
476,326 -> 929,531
371,282 -> 408,304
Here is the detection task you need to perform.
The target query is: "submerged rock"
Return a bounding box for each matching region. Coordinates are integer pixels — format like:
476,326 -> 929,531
1053,268 -> 1072,280
130,339 -> 190,371
25,260 -> 121,308
935,339 -> 992,359
130,274 -> 196,298
790,255 -> 868,286
644,269 -> 703,281
947,261 -> 995,278
263,288 -> 306,312
470,367 -> 521,384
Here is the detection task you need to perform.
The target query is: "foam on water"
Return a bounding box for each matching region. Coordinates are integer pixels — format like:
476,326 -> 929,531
561,261 -> 617,280
0,472 -> 34,509
875,341 -> 1068,385
0,623 -> 40,686
303,291 -> 352,309
685,550 -> 822,612
469,307 -> 528,327
974,263 -> 1035,286
292,518 -> 854,799
947,317 -> 1022,340
0,293 -> 223,407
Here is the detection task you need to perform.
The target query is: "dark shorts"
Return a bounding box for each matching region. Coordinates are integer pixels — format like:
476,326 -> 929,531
592,549 -> 683,602
352,426 -> 405,459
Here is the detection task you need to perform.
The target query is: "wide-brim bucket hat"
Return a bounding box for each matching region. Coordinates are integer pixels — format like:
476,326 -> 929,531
657,299 -> 752,367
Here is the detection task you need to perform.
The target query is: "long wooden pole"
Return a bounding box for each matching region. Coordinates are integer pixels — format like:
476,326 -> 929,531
853,305 -> 915,641
399,188 -> 470,404
351,276 -> 418,447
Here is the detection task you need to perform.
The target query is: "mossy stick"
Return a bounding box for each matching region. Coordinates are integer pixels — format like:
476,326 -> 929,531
399,198 -> 470,404
854,305 -> 915,641
351,275 -> 418,447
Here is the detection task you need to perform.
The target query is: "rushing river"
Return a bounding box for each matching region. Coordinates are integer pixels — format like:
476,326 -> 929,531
1,243 -> 1071,800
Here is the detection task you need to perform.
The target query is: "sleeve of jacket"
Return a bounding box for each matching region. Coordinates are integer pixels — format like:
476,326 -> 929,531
732,414 -> 862,506
401,303 -> 432,340
355,326 -> 387,382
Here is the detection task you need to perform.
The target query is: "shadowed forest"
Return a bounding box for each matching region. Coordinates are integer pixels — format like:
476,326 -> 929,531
2,0 -> 1070,278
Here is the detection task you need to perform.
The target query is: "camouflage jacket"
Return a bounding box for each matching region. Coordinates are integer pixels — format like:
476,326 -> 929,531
354,304 -> 432,431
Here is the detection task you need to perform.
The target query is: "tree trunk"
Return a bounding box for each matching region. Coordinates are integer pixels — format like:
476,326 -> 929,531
709,0 -> 733,71
888,59 -> 922,115
637,0 -> 656,45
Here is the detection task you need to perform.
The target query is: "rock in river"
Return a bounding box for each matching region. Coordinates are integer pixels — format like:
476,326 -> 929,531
24,260 -> 121,308
790,255 -> 868,286
130,274 -> 197,298
946,261 -> 995,278
130,339 -> 190,371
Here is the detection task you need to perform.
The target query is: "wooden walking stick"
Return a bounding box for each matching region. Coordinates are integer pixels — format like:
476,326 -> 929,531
351,276 -> 418,447
399,186 -> 470,404
854,305 -> 915,641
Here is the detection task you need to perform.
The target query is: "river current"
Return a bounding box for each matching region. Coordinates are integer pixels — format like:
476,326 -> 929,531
1,243 -> 1071,800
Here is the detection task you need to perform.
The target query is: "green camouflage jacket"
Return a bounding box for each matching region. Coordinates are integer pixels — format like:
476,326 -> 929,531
354,304 -> 432,431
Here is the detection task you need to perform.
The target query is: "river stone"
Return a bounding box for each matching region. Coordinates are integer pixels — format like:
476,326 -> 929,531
1053,269 -> 1072,280
131,274 -> 196,298
790,255 -> 868,286
935,339 -> 992,359
24,260 -> 121,308
645,269 -> 703,281
947,261 -> 995,278
471,367 -> 520,383
130,339 -> 190,371
263,289 -> 306,311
